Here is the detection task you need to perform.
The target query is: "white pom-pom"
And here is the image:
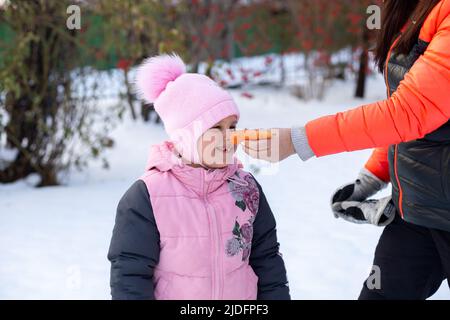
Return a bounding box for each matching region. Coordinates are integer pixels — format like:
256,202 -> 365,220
134,53 -> 186,103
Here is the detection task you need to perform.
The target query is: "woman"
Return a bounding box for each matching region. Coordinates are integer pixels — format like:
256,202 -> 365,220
244,0 -> 450,299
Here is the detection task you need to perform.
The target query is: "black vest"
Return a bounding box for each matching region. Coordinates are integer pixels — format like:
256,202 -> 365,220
386,39 -> 450,232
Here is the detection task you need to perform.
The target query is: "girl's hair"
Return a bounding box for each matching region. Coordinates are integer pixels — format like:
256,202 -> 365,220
374,0 -> 441,72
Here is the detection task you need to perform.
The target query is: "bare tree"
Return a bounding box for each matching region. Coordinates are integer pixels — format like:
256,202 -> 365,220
0,0 -> 114,186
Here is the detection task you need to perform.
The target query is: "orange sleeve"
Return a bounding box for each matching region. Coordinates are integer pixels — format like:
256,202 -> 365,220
364,147 -> 390,182
305,2 -> 450,157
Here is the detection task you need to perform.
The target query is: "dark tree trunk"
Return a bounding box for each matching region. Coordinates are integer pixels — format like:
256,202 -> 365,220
140,103 -> 160,123
37,166 -> 58,187
355,28 -> 370,99
0,152 -> 35,183
124,69 -> 137,120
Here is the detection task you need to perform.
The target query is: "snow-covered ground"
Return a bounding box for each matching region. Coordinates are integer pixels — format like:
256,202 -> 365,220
0,74 -> 449,300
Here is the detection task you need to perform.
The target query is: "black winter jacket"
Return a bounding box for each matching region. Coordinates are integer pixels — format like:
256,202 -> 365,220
387,38 -> 450,232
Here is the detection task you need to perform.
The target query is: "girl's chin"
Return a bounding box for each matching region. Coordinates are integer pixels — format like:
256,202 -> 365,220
205,163 -> 228,169
203,158 -> 232,168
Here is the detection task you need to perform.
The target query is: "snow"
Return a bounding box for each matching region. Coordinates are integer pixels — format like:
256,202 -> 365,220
0,73 -> 449,300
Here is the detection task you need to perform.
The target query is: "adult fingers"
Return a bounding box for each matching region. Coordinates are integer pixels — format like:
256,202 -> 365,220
243,139 -> 271,152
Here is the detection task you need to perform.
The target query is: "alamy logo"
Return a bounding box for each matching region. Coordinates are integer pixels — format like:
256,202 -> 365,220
66,5 -> 81,30
366,265 -> 381,290
367,5 -> 381,30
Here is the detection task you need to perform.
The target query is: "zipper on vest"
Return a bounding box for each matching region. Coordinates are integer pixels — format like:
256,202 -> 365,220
393,145 -> 405,218
202,170 -> 222,299
385,34 -> 405,218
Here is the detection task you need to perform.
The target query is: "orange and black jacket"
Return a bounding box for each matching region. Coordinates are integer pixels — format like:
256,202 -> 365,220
304,0 -> 450,232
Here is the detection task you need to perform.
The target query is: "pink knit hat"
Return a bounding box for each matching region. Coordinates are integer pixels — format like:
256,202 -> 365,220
135,53 -> 240,164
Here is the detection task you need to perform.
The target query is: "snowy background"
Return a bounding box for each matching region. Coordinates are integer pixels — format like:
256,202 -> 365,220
0,69 -> 449,300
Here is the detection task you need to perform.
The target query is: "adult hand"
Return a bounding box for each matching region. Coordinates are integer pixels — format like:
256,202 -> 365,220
241,128 -> 296,163
331,168 -> 388,218
336,196 -> 396,227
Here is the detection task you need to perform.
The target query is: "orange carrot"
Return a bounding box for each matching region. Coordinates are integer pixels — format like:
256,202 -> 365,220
230,129 -> 272,145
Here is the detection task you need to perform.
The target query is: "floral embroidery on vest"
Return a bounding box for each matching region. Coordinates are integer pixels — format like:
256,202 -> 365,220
225,172 -> 259,261
228,172 -> 259,214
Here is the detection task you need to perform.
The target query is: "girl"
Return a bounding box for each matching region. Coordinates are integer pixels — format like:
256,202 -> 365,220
107,54 -> 290,300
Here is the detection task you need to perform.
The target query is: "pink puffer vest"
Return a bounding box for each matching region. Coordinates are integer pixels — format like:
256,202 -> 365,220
140,141 -> 260,300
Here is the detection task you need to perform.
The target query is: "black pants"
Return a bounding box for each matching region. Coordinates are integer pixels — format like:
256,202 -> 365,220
359,212 -> 450,300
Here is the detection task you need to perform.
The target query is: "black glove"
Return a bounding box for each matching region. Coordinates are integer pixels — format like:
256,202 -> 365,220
331,168 -> 393,226
336,196 -> 396,226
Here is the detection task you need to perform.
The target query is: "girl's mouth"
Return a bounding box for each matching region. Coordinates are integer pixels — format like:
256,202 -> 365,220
215,143 -> 234,153
216,147 -> 230,153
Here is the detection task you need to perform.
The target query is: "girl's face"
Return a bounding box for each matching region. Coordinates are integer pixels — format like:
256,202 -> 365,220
197,115 -> 238,169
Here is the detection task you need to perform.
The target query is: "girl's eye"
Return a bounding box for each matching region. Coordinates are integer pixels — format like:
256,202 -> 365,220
212,126 -> 235,130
